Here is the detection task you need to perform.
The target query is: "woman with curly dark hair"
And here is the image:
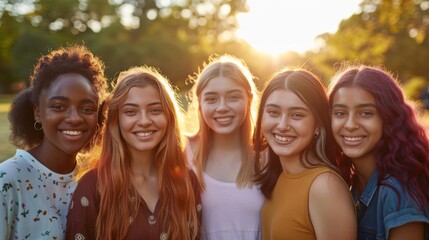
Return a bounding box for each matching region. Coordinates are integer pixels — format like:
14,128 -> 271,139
0,44 -> 108,239
328,65 -> 429,240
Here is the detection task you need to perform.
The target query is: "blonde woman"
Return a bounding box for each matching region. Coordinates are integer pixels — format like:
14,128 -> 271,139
186,54 -> 264,240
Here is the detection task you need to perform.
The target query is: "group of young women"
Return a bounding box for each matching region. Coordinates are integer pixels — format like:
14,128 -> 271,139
0,44 -> 428,240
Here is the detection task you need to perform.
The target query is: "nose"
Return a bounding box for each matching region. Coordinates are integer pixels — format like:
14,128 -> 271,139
216,98 -> 230,113
138,112 -> 152,127
344,115 -> 359,130
65,107 -> 83,125
276,114 -> 290,132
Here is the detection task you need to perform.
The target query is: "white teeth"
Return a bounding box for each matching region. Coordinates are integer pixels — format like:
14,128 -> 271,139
274,134 -> 292,142
62,130 -> 82,136
343,136 -> 364,142
216,117 -> 232,122
136,131 -> 153,137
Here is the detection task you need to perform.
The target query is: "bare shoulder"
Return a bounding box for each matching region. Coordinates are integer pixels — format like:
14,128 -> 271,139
309,171 -> 350,201
309,171 -> 357,240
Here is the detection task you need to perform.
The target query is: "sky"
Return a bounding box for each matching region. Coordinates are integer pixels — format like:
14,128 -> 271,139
236,0 -> 362,55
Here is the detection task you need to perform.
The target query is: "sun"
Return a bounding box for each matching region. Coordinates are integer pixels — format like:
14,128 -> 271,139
236,0 -> 360,55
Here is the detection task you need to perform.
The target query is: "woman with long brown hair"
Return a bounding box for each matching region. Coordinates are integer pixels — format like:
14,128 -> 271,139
254,68 -> 356,240
66,66 -> 201,240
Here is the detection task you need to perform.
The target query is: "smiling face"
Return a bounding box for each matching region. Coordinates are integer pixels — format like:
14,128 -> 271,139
262,89 -> 317,162
35,73 -> 99,156
331,86 -> 383,162
199,76 -> 249,136
118,85 -> 167,157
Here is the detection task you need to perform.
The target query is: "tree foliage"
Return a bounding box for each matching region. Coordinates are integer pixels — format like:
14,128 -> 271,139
2,0 -> 429,99
0,0 -> 254,92
310,0 -> 429,96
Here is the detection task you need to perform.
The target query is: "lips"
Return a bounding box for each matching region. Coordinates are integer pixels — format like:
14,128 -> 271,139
341,135 -> 366,146
214,116 -> 233,125
60,129 -> 87,142
62,130 -> 83,136
215,117 -> 232,122
274,133 -> 295,144
134,130 -> 155,137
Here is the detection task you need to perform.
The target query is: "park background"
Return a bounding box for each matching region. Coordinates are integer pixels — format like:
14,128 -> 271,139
1,0 -> 429,162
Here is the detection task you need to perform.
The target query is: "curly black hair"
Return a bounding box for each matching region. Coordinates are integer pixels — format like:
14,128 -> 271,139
8,44 -> 108,149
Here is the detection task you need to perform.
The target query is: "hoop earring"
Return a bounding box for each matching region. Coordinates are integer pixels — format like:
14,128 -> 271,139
34,121 -> 43,130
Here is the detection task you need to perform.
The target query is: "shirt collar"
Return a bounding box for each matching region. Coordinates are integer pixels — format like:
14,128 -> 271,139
352,169 -> 379,207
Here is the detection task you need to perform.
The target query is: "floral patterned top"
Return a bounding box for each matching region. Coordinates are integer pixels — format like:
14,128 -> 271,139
0,149 -> 77,240
66,168 -> 202,240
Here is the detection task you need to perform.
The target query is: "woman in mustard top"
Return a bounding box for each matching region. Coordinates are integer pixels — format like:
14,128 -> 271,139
254,68 -> 357,240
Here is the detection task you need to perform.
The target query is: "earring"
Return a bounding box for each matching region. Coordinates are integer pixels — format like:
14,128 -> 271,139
314,130 -> 319,138
34,121 -> 43,130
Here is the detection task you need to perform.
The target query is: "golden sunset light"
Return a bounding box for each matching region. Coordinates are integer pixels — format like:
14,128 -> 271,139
236,0 -> 361,55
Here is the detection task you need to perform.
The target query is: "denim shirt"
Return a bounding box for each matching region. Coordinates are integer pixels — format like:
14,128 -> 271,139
352,170 -> 429,240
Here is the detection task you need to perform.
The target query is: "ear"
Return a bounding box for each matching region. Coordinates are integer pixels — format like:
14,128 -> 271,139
314,127 -> 321,138
33,105 -> 40,122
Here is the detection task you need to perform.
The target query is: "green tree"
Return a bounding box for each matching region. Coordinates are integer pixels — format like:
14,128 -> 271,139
312,0 -> 429,84
0,0 -> 253,92
0,12 -> 21,92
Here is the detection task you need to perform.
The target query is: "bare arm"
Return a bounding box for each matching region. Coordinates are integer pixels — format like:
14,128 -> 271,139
309,172 -> 357,240
389,222 -> 424,240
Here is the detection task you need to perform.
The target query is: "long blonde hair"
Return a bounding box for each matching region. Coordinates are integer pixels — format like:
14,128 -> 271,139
96,66 -> 199,240
187,54 -> 259,189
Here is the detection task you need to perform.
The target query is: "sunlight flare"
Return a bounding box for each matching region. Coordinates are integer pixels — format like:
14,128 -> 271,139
236,0 -> 360,55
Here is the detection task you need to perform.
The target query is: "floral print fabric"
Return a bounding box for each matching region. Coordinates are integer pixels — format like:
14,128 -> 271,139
0,149 -> 77,240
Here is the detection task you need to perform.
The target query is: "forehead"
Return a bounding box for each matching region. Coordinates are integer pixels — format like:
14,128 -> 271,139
201,76 -> 245,94
265,89 -> 308,108
123,85 -> 161,105
332,86 -> 376,106
42,73 -> 97,100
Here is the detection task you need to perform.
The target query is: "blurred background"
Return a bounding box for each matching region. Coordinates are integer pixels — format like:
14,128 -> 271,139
1,0 -> 429,161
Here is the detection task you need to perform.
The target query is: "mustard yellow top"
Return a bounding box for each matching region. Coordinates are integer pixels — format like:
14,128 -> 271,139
261,166 -> 342,240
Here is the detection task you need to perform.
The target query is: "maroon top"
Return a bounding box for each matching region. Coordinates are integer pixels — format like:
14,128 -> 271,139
65,168 -> 202,240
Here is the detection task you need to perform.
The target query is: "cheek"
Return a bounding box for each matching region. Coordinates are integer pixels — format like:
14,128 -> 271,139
261,115 -> 272,133
157,115 -> 168,130
234,100 -> 248,112
330,118 -> 342,132
87,114 -> 99,127
370,123 -> 383,141
200,104 -> 213,122
118,116 -> 131,132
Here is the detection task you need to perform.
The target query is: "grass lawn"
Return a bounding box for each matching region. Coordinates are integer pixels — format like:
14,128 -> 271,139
0,95 -> 15,161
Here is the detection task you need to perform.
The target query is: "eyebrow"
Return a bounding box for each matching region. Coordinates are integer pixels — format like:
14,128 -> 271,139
265,103 -> 309,111
203,89 -> 244,95
48,96 -> 97,104
121,102 -> 162,107
332,103 -> 377,108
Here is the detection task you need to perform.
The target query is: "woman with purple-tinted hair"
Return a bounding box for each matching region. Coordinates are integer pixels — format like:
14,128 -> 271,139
328,65 -> 429,240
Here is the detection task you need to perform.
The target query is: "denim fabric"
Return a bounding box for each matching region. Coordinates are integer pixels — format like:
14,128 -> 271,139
352,170 -> 429,240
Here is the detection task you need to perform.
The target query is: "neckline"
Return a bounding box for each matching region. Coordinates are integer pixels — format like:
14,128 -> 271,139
18,149 -> 76,183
